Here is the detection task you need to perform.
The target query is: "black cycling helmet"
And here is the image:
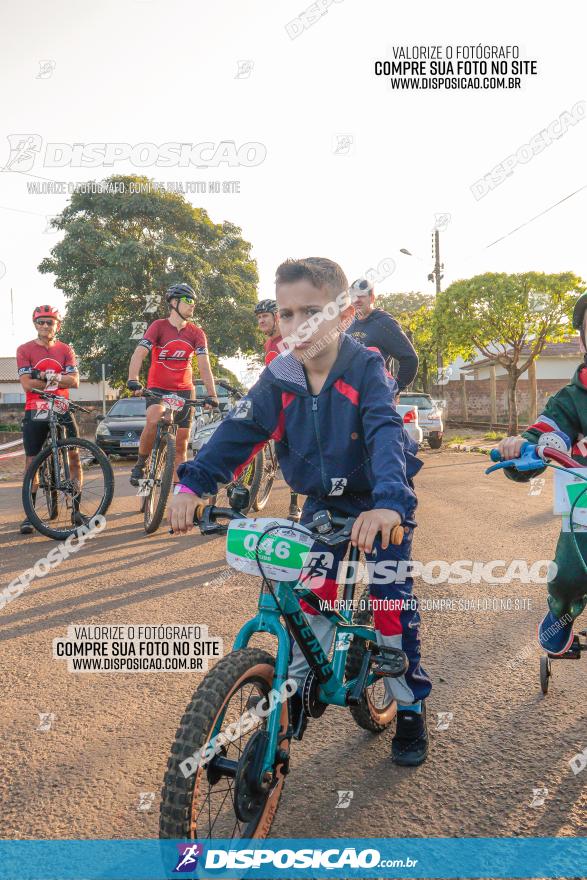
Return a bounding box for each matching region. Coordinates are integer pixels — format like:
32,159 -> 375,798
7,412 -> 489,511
254,299 -> 278,315
165,283 -> 196,303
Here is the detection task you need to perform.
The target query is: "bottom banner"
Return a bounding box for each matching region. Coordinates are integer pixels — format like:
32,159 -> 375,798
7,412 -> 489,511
0,838 -> 585,879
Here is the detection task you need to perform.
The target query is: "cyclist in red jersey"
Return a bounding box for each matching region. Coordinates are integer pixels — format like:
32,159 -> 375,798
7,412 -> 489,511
254,298 -> 301,521
127,284 -> 218,486
16,305 -> 81,534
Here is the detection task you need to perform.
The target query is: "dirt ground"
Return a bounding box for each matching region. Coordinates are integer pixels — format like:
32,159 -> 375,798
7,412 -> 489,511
0,448 -> 585,869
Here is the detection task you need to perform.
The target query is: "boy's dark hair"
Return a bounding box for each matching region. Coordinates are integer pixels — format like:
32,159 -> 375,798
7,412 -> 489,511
275,258 -> 349,302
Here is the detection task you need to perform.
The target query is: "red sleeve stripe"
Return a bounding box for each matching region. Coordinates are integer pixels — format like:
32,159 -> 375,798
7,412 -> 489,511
527,419 -> 559,434
334,379 -> 359,406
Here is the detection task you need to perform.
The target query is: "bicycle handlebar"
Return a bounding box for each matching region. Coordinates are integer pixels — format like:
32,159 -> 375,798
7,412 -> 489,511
486,442 -> 580,474
36,390 -> 91,414
184,504 -> 410,546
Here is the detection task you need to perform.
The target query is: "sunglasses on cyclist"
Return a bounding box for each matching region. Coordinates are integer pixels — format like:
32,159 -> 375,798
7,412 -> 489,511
178,295 -> 196,304
35,319 -> 57,326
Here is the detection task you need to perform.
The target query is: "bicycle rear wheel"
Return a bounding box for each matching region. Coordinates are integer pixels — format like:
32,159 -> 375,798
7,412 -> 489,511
22,438 -> 114,541
144,433 -> 175,534
160,648 -> 289,841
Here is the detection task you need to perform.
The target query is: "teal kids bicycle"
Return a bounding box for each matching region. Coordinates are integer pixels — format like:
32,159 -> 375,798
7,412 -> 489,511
159,486 -> 409,840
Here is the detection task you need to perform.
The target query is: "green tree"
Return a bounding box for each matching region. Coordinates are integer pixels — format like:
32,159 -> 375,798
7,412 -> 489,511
39,175 -> 259,389
434,272 -> 585,433
376,292 -> 437,391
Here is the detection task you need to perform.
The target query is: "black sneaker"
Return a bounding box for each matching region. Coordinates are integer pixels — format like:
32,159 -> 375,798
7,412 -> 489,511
130,462 -> 145,487
19,518 -> 34,535
391,701 -> 428,766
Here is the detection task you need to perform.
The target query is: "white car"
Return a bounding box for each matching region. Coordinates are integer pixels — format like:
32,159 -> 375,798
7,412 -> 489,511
396,403 -> 423,446
399,392 -> 444,448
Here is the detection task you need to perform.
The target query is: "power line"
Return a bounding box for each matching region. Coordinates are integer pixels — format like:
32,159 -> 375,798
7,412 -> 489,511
486,184 -> 587,249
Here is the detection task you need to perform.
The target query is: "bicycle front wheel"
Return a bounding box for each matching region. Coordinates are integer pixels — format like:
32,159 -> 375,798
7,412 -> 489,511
160,648 -> 290,841
144,432 -> 175,534
22,438 -> 114,541
252,445 -> 277,511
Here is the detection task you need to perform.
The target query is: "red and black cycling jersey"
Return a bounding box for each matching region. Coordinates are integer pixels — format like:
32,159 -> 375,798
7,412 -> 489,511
16,339 -> 78,411
138,318 -> 208,391
264,334 -> 283,365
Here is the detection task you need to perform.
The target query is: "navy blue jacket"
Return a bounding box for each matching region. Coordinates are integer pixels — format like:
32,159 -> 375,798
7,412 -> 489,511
178,335 -> 421,521
346,309 -> 418,391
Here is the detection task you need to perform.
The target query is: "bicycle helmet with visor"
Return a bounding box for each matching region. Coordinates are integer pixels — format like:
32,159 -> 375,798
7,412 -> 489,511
32,305 -> 62,328
165,283 -> 196,304
254,299 -> 278,315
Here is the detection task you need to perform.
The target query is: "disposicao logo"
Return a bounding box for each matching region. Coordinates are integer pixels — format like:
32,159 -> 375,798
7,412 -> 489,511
173,843 -> 204,873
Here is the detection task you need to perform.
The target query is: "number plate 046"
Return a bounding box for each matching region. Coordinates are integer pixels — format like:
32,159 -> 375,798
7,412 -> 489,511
226,517 -> 314,581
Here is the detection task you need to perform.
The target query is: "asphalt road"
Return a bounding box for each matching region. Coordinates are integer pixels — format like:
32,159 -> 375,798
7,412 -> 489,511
0,448 -> 585,852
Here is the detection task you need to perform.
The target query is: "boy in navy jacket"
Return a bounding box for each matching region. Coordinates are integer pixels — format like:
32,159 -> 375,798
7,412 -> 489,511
169,257 -> 431,765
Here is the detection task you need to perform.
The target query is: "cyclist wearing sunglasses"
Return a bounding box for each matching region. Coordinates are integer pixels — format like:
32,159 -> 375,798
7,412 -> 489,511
16,305 -> 80,534
127,283 -> 218,486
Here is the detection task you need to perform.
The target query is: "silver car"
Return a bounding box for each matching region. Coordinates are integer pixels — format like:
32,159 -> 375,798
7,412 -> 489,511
395,403 -> 423,447
399,393 -> 444,449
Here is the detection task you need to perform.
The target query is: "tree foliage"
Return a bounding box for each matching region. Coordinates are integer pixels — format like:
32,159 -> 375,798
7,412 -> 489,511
39,175 -> 259,387
434,271 -> 585,432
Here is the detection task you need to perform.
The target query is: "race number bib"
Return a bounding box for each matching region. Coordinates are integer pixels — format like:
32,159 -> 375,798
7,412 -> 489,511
226,517 -> 315,581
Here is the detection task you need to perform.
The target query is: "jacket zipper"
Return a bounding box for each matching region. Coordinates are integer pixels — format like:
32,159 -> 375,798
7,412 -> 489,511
312,396 -> 328,494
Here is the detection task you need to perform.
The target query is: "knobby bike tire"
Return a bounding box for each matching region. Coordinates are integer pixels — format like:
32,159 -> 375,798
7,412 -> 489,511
252,446 -> 277,512
160,648 -> 290,841
22,438 -> 114,541
144,432 -> 175,534
344,588 -> 397,732
41,454 -> 59,520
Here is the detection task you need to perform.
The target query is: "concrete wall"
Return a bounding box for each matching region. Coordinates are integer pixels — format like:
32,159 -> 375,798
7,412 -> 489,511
0,401 -> 104,437
435,376 -> 567,426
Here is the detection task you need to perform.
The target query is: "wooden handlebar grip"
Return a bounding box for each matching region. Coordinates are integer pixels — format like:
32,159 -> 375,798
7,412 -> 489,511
391,524 -> 406,545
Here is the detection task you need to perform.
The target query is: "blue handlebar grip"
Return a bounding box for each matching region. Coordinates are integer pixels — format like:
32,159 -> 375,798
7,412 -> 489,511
490,448 -> 502,462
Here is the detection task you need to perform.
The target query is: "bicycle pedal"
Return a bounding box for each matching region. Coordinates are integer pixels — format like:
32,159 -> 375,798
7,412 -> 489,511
548,636 -> 582,660
372,646 -> 409,678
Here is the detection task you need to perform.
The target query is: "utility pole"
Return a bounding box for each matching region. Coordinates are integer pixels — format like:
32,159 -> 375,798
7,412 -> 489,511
428,229 -> 444,377
101,363 -> 107,416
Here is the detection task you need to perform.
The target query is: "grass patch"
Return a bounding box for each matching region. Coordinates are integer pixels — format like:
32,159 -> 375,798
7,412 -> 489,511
0,423 -> 21,432
484,430 -> 506,441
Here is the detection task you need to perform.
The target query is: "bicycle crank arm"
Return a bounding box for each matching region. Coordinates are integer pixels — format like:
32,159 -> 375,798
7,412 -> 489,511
346,647 -> 373,706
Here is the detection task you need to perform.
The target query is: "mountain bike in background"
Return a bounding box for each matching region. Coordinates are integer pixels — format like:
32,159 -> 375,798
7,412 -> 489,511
138,390 -> 207,534
192,380 -> 278,515
22,391 -> 114,540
